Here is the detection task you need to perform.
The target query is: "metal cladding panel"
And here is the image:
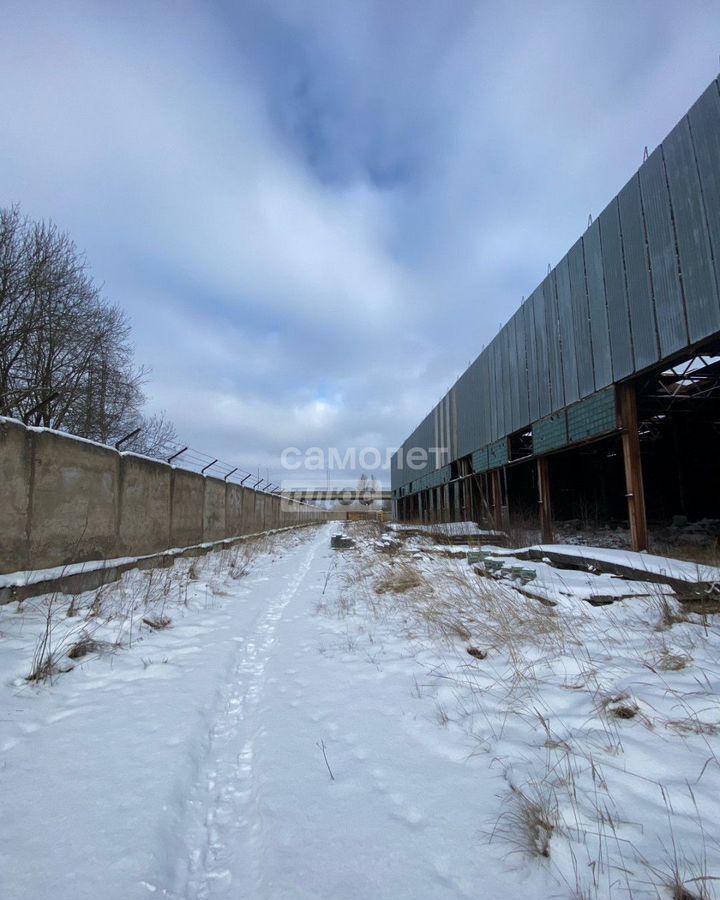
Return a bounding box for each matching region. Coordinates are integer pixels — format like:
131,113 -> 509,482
449,390 -> 457,462
476,357 -> 487,450
454,372 -> 468,458
567,238 -> 595,398
542,272 -> 565,412
689,80 -> 720,316
485,341 -> 494,444
500,323 -> 512,436
437,398 -> 444,467
396,438 -> 410,488
638,147 -> 688,356
481,349 -> 492,447
456,360 -> 481,458
551,264 -> 577,406
432,409 -> 442,469
436,401 -> 446,468
515,308 -> 530,427
449,391 -> 456,460
583,219 -> 613,389
524,299 -> 540,422
639,146 -> 688,358
408,425 -> 420,483
513,313 -> 525,431
617,173 -> 659,371
507,315 -> 520,432
532,287 -> 551,417
664,116 -> 720,343
476,352 -> 487,448
489,339 -> 499,444
442,396 -> 448,463
500,328 -> 512,438
599,199 -> 634,380
419,416 -> 433,478
485,340 -> 494,443
496,334 -> 507,441
506,325 -> 516,434
390,450 -> 399,490
470,361 -> 483,456
441,397 -> 449,466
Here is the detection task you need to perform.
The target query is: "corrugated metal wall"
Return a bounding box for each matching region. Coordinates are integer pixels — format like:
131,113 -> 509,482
392,77 -> 720,491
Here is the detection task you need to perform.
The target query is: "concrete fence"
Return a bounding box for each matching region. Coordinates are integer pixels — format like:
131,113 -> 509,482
0,417 -> 327,575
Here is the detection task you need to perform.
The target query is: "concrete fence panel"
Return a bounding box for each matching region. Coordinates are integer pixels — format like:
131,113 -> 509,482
240,487 -> 256,534
0,419 -> 32,571
170,469 -> 205,548
118,454 -> 171,557
225,483 -> 244,535
29,429 -> 119,569
203,478 -> 226,543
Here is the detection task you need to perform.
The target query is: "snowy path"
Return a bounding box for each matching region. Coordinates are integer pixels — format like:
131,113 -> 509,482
0,524 -> 507,900
179,530 -> 322,898
172,524 -> 499,899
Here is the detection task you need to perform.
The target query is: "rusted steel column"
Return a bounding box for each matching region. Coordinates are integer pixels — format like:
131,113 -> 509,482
537,456 -> 554,544
491,468 -> 503,532
618,382 -> 648,552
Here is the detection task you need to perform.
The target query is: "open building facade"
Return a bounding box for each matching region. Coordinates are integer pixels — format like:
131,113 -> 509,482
391,76 -> 720,551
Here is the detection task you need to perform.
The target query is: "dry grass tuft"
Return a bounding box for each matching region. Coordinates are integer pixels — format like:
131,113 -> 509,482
665,718 -> 720,737
26,655 -> 73,683
656,597 -> 691,630
658,648 -> 692,671
25,596 -> 76,683
601,694 -> 640,720
227,543 -> 256,579
374,563 -> 424,595
653,856 -> 718,900
142,615 -> 172,630
490,780 -> 559,859
671,887 -> 701,900
66,632 -> 119,660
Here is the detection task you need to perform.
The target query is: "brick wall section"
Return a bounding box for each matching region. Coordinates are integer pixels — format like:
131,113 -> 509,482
472,447 -> 489,473
533,410 -> 569,454
487,438 -> 509,469
532,387 -> 617,455
565,387 -> 617,444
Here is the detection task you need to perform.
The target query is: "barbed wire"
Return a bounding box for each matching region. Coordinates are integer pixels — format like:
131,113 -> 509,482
156,439 -> 281,495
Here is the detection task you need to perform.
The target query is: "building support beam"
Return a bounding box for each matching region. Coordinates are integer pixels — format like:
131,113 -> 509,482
537,456 -> 554,544
618,382 -> 648,552
491,468 -> 504,532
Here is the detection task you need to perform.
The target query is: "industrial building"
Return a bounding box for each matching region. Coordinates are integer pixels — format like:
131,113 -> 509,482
391,76 -> 720,552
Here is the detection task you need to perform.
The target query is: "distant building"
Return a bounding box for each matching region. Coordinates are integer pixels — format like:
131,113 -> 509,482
391,76 -> 720,551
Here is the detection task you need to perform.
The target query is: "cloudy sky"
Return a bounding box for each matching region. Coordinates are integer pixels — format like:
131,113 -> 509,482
2,1 -> 719,485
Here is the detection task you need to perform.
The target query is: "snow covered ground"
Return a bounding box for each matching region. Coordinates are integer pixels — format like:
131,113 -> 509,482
487,543 -> 720,586
1,522 -> 719,899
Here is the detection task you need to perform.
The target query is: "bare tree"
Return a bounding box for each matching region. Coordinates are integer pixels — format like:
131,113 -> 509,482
122,411 -> 177,458
0,204 -> 176,458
